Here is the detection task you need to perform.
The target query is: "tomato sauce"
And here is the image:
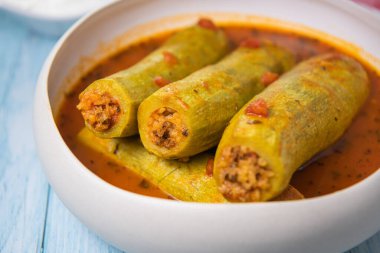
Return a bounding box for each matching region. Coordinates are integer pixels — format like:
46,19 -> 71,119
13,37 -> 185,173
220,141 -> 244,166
56,25 -> 380,199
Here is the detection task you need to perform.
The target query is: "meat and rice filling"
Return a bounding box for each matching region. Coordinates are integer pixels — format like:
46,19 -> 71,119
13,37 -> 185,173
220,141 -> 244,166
77,91 -> 121,131
148,107 -> 188,149
218,146 -> 274,202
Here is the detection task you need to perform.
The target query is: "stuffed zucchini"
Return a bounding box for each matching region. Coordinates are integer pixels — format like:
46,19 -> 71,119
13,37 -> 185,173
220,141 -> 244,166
78,128 -> 304,202
77,18 -> 229,138
138,42 -> 295,159
214,53 -> 369,202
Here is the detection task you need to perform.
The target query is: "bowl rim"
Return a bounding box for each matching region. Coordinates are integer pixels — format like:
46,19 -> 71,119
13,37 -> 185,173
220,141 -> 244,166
35,0 -> 380,208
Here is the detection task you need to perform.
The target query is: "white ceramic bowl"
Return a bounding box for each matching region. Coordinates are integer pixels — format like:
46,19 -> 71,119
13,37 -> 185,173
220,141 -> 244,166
34,0 -> 380,252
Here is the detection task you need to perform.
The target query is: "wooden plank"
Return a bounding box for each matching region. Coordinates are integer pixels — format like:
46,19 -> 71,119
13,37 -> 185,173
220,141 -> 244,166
42,190 -> 124,253
348,231 -> 380,253
0,11 -> 56,253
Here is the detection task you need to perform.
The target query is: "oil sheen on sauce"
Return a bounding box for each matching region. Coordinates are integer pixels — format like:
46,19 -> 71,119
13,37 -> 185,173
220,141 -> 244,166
56,26 -> 380,199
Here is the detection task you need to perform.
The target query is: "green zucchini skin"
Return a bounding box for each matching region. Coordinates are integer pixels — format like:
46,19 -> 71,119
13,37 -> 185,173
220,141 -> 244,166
214,53 -> 369,202
138,44 -> 295,159
77,128 -> 227,203
77,128 -> 303,202
78,23 -> 229,138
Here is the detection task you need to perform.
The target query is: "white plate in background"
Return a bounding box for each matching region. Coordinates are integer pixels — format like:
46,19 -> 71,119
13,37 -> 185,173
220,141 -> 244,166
0,0 -> 112,36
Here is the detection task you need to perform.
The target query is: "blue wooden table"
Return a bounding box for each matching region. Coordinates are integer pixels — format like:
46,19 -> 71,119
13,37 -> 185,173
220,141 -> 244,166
0,9 -> 379,253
